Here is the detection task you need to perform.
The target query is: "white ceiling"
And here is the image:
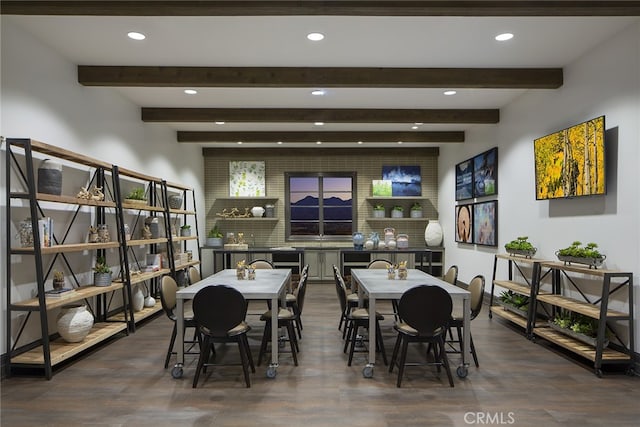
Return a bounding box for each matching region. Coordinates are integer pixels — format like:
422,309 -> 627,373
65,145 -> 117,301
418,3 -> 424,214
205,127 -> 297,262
5,14 -> 638,147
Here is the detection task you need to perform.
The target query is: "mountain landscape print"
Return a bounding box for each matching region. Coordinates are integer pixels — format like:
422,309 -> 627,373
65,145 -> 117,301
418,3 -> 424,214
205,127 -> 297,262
382,166 -> 422,196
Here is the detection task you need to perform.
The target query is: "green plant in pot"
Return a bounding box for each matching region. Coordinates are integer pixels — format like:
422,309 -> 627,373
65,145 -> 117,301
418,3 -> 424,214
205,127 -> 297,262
556,241 -> 605,269
206,225 -> 224,247
373,203 -> 385,218
180,224 -> 191,237
410,201 -> 423,218
499,290 -> 529,315
52,270 -> 65,290
505,236 -> 536,257
391,205 -> 404,218
93,256 -> 112,287
125,187 -> 146,205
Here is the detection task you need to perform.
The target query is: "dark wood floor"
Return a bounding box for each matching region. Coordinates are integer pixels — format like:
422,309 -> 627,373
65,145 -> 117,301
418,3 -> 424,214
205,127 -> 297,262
2,283 -> 639,426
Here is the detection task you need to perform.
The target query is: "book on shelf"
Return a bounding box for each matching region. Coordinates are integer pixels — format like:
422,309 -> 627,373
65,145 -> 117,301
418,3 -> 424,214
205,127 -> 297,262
44,288 -> 75,298
38,217 -> 53,247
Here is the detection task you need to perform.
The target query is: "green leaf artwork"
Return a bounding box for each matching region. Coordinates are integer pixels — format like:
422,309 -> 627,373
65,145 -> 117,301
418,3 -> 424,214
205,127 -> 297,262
229,161 -> 266,197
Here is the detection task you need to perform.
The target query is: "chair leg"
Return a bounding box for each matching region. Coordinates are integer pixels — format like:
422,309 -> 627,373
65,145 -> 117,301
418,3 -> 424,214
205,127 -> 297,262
470,333 -> 479,367
286,322 -> 299,366
438,338 -> 455,387
243,334 -> 256,373
389,334 -> 402,373
257,321 -> 270,366
164,323 -> 178,369
375,321 -> 388,365
193,336 -> 211,388
237,337 -> 251,388
343,320 -> 353,353
347,323 -> 360,366
396,337 -> 410,387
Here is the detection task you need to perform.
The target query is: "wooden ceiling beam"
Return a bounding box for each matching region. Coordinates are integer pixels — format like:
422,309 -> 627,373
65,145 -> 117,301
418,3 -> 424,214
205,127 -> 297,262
79,66 -> 563,89
177,131 -> 464,143
3,1 -> 640,17
142,108 -> 499,124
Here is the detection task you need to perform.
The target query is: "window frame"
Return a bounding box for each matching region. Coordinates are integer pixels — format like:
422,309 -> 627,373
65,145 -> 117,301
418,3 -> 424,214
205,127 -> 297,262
285,172 -> 357,242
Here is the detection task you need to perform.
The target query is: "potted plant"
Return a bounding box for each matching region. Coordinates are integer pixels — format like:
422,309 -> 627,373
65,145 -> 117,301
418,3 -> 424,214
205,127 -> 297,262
52,270 -> 65,290
548,313 -> 609,348
373,203 -> 385,218
391,205 -> 404,218
556,241 -> 605,269
124,187 -> 146,206
167,193 -> 183,209
410,201 -> 423,218
180,224 -> 191,237
93,256 -> 112,287
505,236 -> 537,258
206,225 -> 224,247
498,290 -> 529,317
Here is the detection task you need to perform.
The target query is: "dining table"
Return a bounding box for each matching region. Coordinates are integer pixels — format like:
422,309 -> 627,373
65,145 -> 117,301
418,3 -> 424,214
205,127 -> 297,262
350,268 -> 472,379
171,268 -> 291,379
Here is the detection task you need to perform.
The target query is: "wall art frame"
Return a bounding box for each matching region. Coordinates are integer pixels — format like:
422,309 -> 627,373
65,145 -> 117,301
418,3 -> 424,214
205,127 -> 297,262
473,200 -> 498,247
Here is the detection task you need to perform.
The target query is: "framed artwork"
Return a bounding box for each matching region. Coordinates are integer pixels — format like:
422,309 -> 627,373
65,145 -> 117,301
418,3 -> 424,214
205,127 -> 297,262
455,203 -> 473,244
229,161 -> 265,197
455,159 -> 473,200
382,165 -> 421,196
473,200 -> 498,246
473,147 -> 498,198
372,180 -> 392,196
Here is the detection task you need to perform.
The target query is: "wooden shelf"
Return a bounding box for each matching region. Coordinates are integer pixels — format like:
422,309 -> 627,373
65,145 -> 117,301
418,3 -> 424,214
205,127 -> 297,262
533,327 -> 630,362
493,279 -> 549,296
175,260 -> 200,270
117,269 -> 171,286
12,283 -> 124,310
540,261 -> 629,277
121,202 -> 166,212
365,217 -> 429,221
11,322 -> 128,366
490,305 -> 530,329
111,301 -> 163,323
536,294 -> 629,320
495,253 -> 549,264
169,208 -> 196,215
12,241 -> 120,255
126,238 -> 168,247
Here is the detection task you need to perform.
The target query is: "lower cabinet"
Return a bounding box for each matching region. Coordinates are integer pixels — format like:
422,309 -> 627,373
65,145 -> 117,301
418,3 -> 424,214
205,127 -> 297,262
306,249 -> 339,282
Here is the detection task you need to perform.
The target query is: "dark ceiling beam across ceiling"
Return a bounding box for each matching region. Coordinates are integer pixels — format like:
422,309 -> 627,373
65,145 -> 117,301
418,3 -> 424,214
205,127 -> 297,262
3,1 -> 640,17
79,66 -> 563,89
142,108 -> 499,124
177,131 -> 464,143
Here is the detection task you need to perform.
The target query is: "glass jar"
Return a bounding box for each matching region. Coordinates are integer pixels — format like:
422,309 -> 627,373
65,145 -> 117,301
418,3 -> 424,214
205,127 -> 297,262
18,218 -> 34,248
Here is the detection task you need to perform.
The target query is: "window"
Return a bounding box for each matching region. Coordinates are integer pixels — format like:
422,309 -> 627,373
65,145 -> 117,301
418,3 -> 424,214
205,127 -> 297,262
286,172 -> 356,241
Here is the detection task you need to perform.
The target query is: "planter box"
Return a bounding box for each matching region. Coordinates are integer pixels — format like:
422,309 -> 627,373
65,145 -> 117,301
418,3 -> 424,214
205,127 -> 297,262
506,248 -> 537,258
547,321 -> 609,348
496,300 -> 529,318
556,254 -> 605,269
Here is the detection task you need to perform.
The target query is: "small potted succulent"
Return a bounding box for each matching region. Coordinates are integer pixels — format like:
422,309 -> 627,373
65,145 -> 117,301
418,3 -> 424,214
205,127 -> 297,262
206,225 -> 224,247
93,256 -> 112,287
52,270 -> 65,290
391,205 -> 404,218
124,187 -> 146,206
556,241 -> 605,269
373,203 -> 385,218
180,224 -> 191,237
504,236 -> 537,258
410,201 -> 423,218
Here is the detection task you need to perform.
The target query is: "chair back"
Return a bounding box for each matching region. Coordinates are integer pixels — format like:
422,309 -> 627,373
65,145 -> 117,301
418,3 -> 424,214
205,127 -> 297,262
333,265 -> 348,314
249,259 -> 274,269
468,275 -> 486,321
443,265 -> 458,286
295,272 -> 309,315
398,285 -> 452,337
192,285 -> 247,337
188,266 -> 201,284
368,259 -> 393,269
160,275 -> 179,320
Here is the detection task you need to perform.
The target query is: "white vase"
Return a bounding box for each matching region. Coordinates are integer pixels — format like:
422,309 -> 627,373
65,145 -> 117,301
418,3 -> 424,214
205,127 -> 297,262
144,295 -> 156,308
251,206 -> 265,217
57,304 -> 94,343
132,286 -> 145,312
425,220 -> 444,247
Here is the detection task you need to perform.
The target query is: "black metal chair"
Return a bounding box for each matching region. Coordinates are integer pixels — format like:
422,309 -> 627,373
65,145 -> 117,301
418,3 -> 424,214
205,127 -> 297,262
446,274 -> 485,367
333,264 -> 359,337
389,285 -> 454,387
191,285 -> 255,388
160,275 -> 201,369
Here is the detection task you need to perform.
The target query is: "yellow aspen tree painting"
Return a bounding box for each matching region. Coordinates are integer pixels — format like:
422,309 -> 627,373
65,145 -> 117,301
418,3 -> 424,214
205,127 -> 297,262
534,116 -> 605,200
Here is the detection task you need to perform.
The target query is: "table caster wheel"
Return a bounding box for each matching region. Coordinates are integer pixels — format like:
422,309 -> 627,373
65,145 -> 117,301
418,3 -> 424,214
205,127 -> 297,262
456,366 -> 468,378
266,366 -> 277,379
595,368 -> 603,378
489,311 -> 493,319
171,366 -> 183,379
362,364 -> 374,378
626,367 -> 635,376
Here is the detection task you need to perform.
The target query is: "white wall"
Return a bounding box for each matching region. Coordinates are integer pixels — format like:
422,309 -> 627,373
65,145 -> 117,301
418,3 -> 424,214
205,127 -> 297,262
0,19 -> 206,354
440,21 -> 640,346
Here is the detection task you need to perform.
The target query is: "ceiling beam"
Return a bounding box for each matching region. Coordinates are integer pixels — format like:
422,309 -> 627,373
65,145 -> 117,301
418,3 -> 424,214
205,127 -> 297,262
142,108 -> 499,124
3,1 -> 640,16
79,66 -> 563,89
177,131 -> 464,143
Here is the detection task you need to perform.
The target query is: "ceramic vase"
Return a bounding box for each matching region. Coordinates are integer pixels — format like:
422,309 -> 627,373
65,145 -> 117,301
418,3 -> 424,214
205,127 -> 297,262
37,159 -> 63,195
425,220 -> 444,247
251,206 -> 265,217
352,232 -> 364,250
168,194 -> 183,209
144,295 -> 156,308
57,304 -> 94,343
132,286 -> 145,312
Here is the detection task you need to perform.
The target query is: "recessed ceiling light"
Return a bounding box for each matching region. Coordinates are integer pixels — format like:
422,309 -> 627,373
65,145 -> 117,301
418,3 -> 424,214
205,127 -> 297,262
314,122 -> 324,126
495,33 -> 514,41
414,122 -> 423,125
444,90 -> 457,96
411,126 -> 419,130
127,31 -> 146,41
277,141 -> 283,145
214,121 -> 225,125
307,32 -> 325,41
357,141 -> 363,145
311,89 -> 326,96
397,141 -> 403,145
237,141 -> 243,145
316,141 -> 322,145
184,89 -> 197,95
